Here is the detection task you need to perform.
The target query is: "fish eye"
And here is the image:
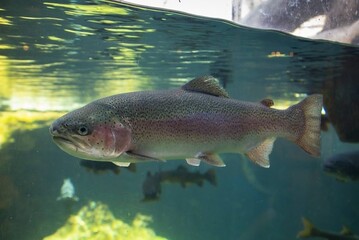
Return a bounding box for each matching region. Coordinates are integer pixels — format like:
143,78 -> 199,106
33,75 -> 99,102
77,126 -> 89,136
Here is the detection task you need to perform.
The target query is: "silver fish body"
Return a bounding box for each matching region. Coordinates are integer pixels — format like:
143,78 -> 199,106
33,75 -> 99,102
57,178 -> 79,201
50,76 -> 322,168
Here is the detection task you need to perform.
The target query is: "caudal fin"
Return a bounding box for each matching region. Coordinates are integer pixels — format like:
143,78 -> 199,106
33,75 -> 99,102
294,94 -> 323,157
297,217 -> 315,238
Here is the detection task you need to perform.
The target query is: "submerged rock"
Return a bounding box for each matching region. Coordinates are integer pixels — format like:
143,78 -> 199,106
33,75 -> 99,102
44,201 -> 168,240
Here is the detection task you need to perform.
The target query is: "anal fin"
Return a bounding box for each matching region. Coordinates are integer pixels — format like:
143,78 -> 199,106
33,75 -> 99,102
245,138 -> 276,168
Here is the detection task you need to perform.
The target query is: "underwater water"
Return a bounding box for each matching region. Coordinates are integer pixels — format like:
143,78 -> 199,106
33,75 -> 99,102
1,0 -> 359,239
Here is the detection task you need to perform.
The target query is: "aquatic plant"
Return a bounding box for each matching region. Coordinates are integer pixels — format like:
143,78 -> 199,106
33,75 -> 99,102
44,201 -> 168,240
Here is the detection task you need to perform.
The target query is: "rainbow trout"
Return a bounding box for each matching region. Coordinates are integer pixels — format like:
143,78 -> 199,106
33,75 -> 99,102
49,76 -> 322,168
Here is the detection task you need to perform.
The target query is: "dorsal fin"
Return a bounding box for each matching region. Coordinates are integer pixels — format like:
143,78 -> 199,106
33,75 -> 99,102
182,76 -> 229,98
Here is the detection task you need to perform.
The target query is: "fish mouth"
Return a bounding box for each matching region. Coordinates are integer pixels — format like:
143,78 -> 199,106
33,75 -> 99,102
52,136 -> 78,150
52,135 -> 97,161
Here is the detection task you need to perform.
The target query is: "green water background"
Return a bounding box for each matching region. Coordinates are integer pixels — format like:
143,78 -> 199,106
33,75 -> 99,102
0,0 -> 358,239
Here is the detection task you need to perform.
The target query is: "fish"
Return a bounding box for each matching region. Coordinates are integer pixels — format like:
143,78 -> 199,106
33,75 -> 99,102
323,151 -> 359,182
142,171 -> 162,201
80,160 -> 136,175
49,76 -> 322,168
159,165 -> 216,187
298,217 -> 359,240
57,178 -> 79,202
142,165 -> 216,201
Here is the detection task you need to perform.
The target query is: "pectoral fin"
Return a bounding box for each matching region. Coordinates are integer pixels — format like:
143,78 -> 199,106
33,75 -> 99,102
125,151 -> 165,162
245,138 -> 276,168
113,152 -> 164,166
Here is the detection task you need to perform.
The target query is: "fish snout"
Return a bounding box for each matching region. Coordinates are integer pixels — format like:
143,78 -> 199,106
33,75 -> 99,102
49,123 -> 59,136
49,121 -> 67,136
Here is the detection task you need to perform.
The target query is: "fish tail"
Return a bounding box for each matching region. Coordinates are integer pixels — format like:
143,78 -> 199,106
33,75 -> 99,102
297,217 -> 315,238
293,94 -> 323,157
204,169 -> 217,186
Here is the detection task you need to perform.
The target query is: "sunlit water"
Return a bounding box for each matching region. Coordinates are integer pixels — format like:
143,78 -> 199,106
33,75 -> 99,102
0,0 -> 359,239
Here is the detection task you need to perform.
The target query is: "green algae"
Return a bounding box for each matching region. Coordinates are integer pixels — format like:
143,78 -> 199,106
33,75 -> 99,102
44,201 -> 168,240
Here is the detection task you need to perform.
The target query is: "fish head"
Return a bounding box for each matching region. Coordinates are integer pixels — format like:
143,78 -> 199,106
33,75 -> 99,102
323,158 -> 351,182
49,102 -> 131,161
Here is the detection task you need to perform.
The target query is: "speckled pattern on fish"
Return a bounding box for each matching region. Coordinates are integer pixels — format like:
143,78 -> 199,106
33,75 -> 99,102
49,76 -> 323,168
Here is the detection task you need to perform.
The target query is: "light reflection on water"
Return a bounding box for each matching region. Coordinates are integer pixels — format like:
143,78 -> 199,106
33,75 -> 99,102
1,0 -> 356,113
0,1 -> 359,240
